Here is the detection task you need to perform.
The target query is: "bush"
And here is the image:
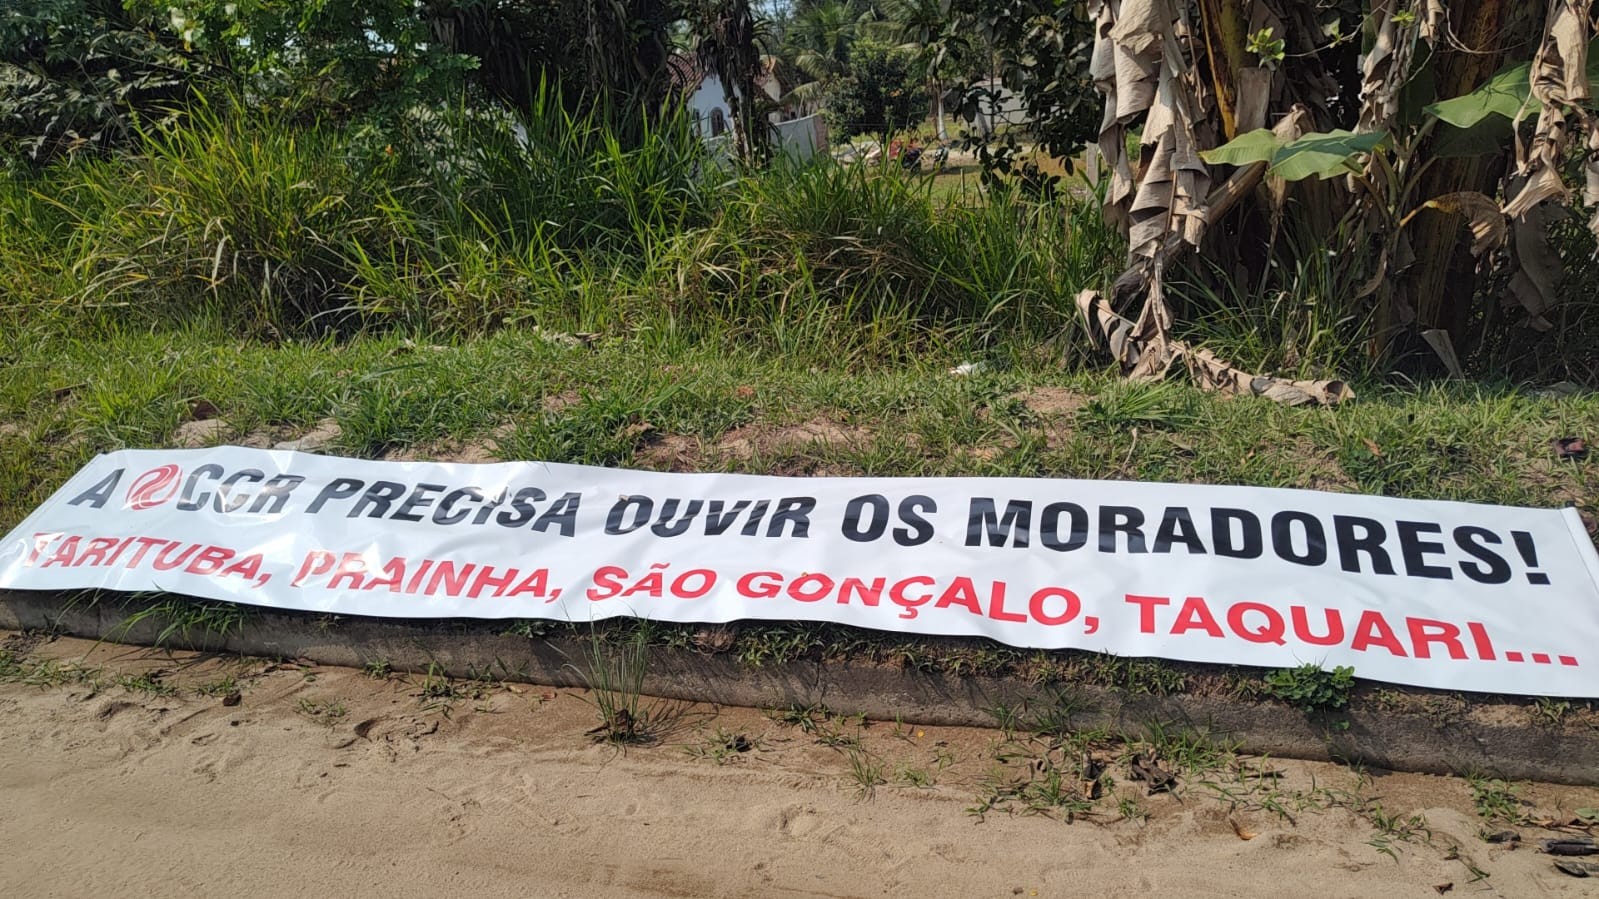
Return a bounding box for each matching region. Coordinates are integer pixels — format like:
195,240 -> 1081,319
824,38 -> 928,141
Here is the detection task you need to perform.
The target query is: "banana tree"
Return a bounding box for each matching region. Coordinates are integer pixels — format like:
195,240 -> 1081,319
1075,0 -> 1591,402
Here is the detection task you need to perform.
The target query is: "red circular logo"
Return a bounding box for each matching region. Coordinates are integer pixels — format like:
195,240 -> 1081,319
126,464 -> 182,510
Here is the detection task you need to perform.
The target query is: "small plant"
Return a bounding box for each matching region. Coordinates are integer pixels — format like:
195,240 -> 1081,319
767,702 -> 832,735
194,675 -> 239,698
1264,664 -> 1356,726
894,763 -> 935,788
1246,27 -> 1286,66
1117,796 -> 1149,822
986,700 -> 1024,735
844,747 -> 886,799
116,671 -> 177,697
364,659 -> 393,680
572,626 -> 654,745
1530,697 -> 1571,728
1467,776 -> 1527,825
415,661 -> 477,713
685,727 -> 757,765
296,697 -> 348,725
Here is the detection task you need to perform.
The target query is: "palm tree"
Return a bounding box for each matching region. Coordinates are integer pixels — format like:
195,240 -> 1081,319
880,0 -> 960,140
778,0 -> 875,112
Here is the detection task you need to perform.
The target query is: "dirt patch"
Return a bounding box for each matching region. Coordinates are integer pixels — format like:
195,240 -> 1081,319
172,418 -> 231,448
271,418 -> 342,453
1290,437 -> 1360,493
541,390 -> 582,413
635,434 -> 704,472
714,418 -> 872,462
1016,386 -> 1089,418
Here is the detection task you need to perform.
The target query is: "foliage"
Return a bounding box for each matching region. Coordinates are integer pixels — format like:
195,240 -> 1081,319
824,36 -> 927,140
0,0 -> 204,165
948,0 -> 1099,188
1264,664 -> 1356,720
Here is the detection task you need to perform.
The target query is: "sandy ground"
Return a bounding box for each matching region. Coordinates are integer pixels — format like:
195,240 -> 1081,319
2,633 -> 1597,898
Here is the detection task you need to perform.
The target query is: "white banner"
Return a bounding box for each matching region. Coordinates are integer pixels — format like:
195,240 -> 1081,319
3,448 -> 1598,697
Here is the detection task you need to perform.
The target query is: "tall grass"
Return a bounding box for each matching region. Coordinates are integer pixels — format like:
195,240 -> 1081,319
0,90 -> 1123,355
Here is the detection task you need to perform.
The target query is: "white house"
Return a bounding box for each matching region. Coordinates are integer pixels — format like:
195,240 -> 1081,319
667,55 -> 827,161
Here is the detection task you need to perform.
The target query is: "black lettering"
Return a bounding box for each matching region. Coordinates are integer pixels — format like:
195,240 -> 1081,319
843,494 -> 889,543
966,498 -> 1031,547
493,486 -> 544,527
1454,526 -> 1511,584
1152,506 -> 1206,554
1271,510 -> 1327,566
704,500 -> 752,536
349,481 -> 407,519
68,469 -> 123,509
1098,506 -> 1146,553
177,465 -> 223,511
1396,520 -> 1453,579
606,496 -> 653,534
532,492 -> 581,536
433,487 -> 483,526
767,497 -> 814,538
217,469 -> 264,513
248,474 -> 303,514
306,477 -> 365,514
652,499 -> 704,537
1333,515 -> 1395,575
1039,502 -> 1088,552
1211,508 -> 1263,559
893,495 -> 936,546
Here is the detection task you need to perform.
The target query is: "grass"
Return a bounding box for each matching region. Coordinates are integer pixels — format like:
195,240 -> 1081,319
572,626 -> 655,745
295,697 -> 349,725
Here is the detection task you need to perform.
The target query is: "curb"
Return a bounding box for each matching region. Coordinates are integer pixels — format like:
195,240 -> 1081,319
4,589 -> 1596,785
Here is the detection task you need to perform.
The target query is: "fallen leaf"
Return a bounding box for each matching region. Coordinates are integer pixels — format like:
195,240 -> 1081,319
1540,837 -> 1598,856
1484,830 -> 1521,845
1433,882 -> 1452,894
221,691 -> 241,707
1553,437 -> 1588,460
1362,438 -> 1383,457
1230,817 -> 1256,841
189,399 -> 220,421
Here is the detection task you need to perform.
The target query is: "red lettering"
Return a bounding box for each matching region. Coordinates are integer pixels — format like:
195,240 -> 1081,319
184,544 -> 234,576
290,550 -> 336,587
1350,610 -> 1408,657
1125,594 -> 1169,633
328,553 -> 370,590
1290,606 -> 1344,646
933,577 -> 983,615
72,536 -> 121,567
987,581 -> 1027,623
1171,596 -> 1224,638
1406,617 -> 1467,660
736,571 -> 783,599
1030,587 -> 1080,626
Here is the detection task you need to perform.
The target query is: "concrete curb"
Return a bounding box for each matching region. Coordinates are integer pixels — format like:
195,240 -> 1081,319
4,589 -> 1596,784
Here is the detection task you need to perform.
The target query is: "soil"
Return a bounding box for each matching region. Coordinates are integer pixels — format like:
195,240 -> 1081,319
4,633 -> 1598,898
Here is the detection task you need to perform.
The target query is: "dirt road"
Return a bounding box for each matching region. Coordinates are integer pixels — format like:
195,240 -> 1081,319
1,632 -> 1595,897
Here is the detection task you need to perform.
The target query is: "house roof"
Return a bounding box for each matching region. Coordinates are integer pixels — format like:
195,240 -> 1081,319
666,53 -> 780,96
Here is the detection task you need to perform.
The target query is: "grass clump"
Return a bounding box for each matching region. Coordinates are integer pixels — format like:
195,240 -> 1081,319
572,626 -> 655,745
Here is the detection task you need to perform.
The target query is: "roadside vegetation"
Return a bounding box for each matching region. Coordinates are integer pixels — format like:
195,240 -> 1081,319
2,0 -> 1596,790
